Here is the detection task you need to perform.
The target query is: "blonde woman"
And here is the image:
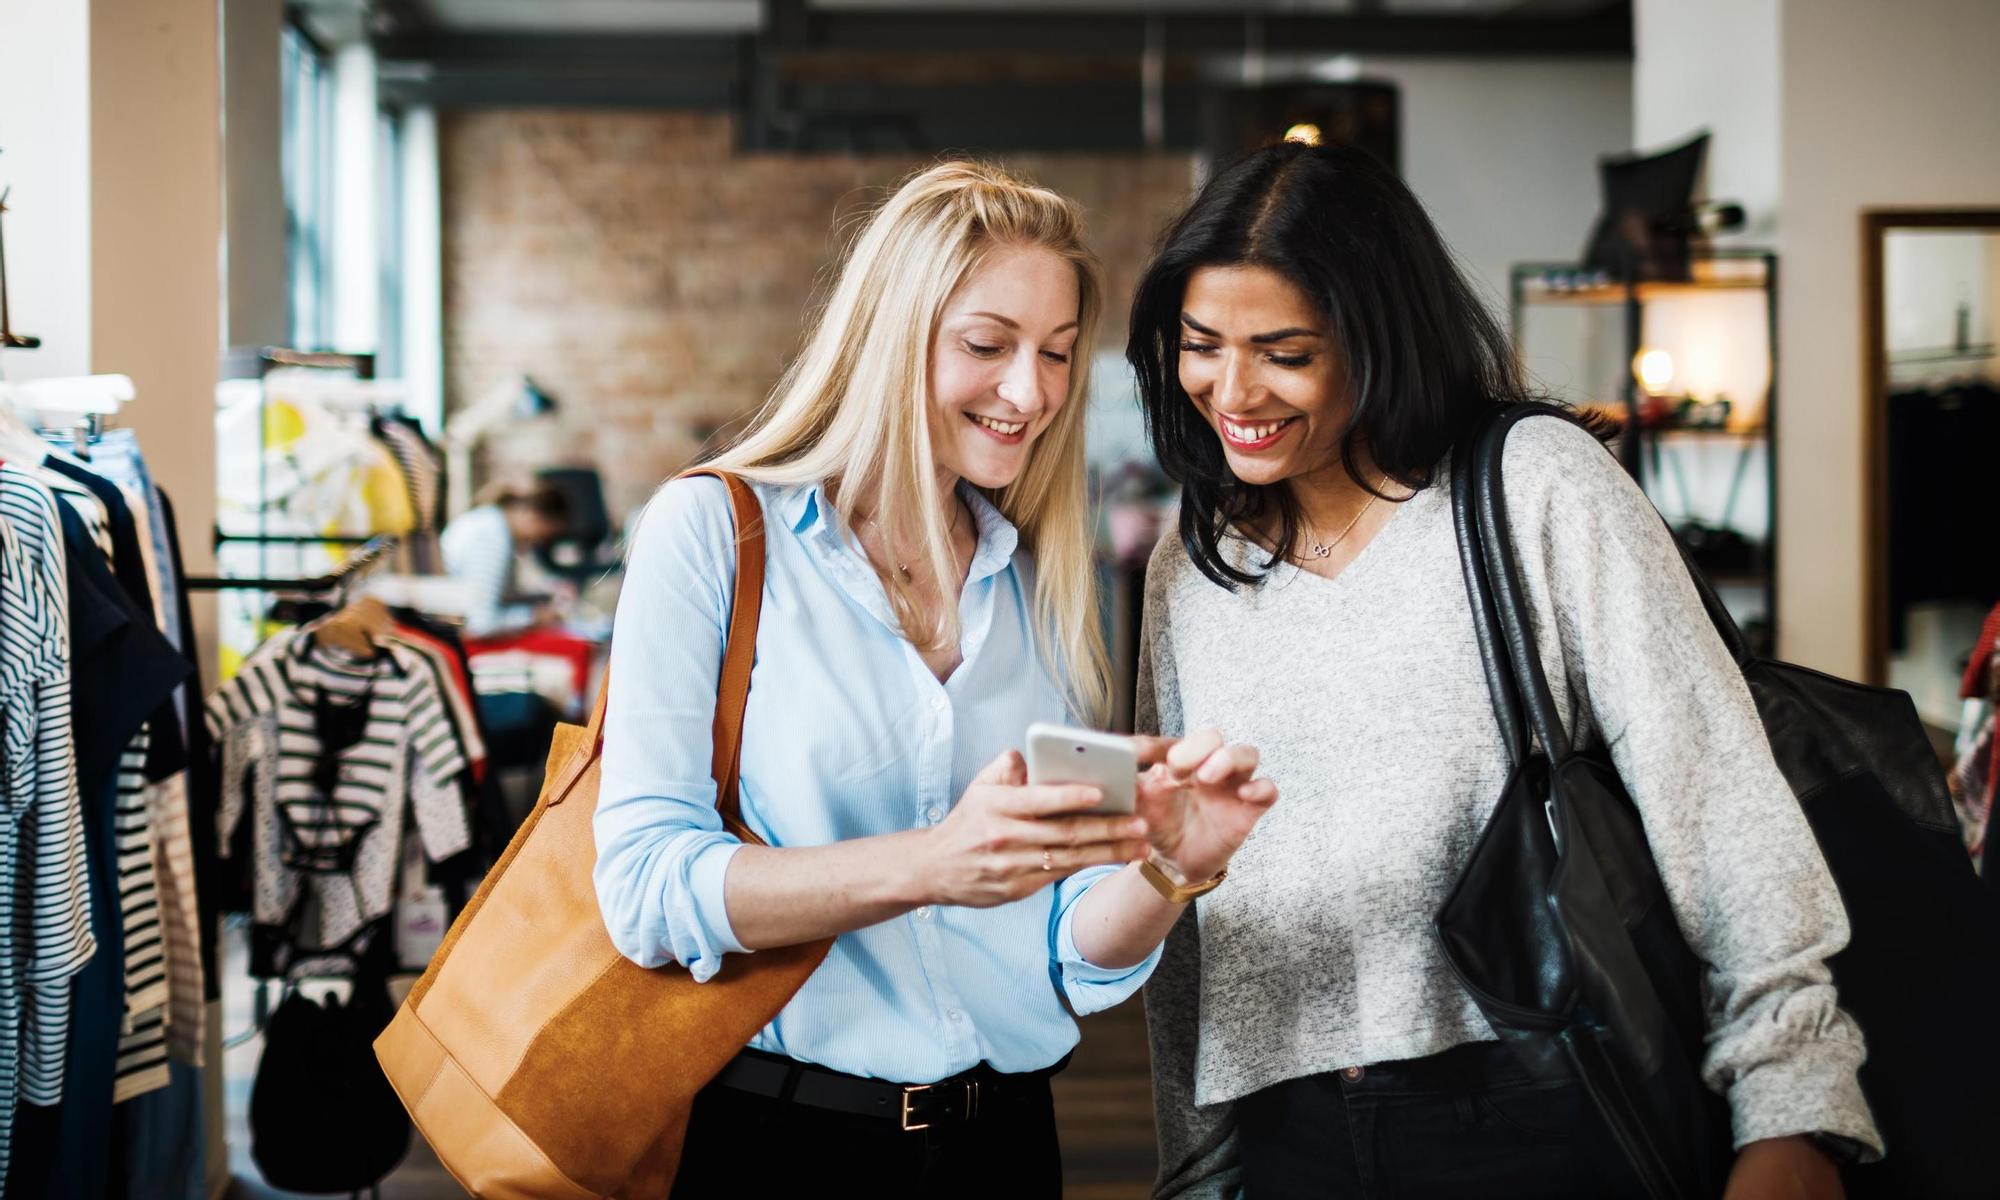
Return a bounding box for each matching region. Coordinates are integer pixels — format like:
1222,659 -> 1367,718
593,161 -> 1277,1195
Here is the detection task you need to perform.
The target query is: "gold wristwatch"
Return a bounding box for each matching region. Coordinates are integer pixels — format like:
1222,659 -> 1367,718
1140,858 -> 1227,904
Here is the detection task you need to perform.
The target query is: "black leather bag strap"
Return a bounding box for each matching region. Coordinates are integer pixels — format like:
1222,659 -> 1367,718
1471,404 -> 1578,763
1450,426 -> 1529,767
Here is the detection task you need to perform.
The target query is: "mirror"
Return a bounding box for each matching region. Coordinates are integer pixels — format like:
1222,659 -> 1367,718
1866,211 -> 2000,733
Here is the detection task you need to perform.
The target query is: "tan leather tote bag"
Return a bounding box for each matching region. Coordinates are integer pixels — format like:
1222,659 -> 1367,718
375,469 -> 832,1198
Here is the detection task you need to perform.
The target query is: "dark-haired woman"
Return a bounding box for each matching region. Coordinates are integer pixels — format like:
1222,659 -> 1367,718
1130,142 -> 1880,1198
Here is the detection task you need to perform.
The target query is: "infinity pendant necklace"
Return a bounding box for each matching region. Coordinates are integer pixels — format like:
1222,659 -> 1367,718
1302,477 -> 1388,559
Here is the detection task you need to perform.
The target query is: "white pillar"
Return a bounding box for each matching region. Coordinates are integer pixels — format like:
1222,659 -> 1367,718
330,41 -> 379,354
401,105 -> 443,433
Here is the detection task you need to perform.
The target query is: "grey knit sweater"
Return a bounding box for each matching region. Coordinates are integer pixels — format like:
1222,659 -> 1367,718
1140,418 -> 1881,1197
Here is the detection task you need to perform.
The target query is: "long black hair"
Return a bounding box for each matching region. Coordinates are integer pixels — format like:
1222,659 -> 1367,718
1127,141 -> 1537,589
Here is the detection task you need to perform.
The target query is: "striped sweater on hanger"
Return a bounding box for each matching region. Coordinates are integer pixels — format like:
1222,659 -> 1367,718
208,630 -> 471,968
0,467 -> 95,1181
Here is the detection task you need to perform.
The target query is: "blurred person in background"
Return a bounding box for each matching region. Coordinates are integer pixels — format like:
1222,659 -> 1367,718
440,481 -> 573,636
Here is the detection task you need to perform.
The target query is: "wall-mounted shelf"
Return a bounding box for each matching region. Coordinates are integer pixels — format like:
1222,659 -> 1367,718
1888,343 -> 1996,367
1511,247 -> 1779,655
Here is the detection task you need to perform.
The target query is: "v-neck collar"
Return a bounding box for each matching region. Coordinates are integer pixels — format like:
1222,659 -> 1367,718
1224,479 -> 1434,593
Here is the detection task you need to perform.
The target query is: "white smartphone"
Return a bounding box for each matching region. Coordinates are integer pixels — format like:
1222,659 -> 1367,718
1025,723 -> 1137,816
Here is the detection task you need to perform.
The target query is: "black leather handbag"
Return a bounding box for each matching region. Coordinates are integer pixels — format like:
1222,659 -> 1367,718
1435,403 -> 2000,1199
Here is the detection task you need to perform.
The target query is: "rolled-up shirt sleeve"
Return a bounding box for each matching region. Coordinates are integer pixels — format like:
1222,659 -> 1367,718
592,476 -> 750,982
1048,865 -> 1163,1014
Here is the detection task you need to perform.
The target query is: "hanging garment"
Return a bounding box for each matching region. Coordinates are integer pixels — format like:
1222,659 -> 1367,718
0,464 -> 93,1184
1953,601 -> 2000,868
1886,382 -> 2000,649
390,625 -> 487,782
61,429 -> 188,728
156,489 -> 225,1002
465,628 -> 599,717
91,452 -> 207,1062
8,490 -> 184,1200
379,414 -> 445,528
206,630 -> 470,977
372,416 -> 442,573
41,455 -> 192,1101
384,606 -> 507,871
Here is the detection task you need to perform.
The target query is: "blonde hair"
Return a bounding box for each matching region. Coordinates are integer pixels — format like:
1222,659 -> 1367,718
701,160 -> 1109,722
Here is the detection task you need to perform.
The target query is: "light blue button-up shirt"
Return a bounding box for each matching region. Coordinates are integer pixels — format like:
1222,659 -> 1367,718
593,474 -> 1159,1084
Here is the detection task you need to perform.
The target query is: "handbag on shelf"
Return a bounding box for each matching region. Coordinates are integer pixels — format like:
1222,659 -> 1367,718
1435,403 -> 2000,1200
374,469 -> 833,1199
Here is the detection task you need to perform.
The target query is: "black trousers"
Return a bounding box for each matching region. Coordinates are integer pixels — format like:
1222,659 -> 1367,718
670,1064 -> 1063,1198
1238,1040 -> 1651,1199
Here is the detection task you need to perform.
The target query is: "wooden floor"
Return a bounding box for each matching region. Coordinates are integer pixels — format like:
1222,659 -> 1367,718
221,931 -> 1159,1199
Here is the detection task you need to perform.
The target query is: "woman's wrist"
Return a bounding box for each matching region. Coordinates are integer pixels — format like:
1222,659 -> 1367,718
1146,848 -> 1229,892
877,828 -> 939,909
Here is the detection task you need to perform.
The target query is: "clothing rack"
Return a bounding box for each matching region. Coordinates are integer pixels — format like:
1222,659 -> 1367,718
214,346 -> 387,586
214,532 -> 381,548
1889,344 -> 1997,367
185,534 -> 398,593
26,375 -> 140,461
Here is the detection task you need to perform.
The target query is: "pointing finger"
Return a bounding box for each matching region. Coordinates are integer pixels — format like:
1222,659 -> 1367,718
1197,744 -> 1261,786
1132,735 -> 1179,768
1165,728 -> 1224,779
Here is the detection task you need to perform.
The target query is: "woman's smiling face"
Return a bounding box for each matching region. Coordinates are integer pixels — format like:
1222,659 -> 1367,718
1176,263 -> 1350,488
929,243 -> 1081,490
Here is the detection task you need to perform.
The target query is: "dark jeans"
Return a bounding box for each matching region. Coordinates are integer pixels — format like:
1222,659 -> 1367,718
1238,1039 -> 1650,1199
671,1064 -> 1062,1198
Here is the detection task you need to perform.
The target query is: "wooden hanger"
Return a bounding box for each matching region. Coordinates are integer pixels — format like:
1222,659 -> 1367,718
313,595 -> 396,659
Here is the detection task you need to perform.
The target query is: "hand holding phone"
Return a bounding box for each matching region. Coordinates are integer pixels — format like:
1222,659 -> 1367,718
1025,723 -> 1137,816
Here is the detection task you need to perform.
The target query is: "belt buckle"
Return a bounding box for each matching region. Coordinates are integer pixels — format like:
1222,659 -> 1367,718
900,1083 -> 933,1132
900,1079 -> 981,1131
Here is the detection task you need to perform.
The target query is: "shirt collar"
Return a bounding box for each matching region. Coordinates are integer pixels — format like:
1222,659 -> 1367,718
784,479 -> 1020,583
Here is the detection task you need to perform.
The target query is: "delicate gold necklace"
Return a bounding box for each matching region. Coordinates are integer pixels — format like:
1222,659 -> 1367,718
862,505 -> 962,579
1301,477 -> 1388,560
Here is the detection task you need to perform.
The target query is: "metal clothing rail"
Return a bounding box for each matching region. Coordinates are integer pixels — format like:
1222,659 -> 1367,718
184,534 -> 397,593
213,531 -> 384,548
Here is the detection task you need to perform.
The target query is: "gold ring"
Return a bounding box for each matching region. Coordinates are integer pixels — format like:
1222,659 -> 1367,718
1041,850 -> 1053,872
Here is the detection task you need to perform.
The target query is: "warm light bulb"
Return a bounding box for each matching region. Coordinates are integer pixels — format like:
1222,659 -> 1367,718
1633,348 -> 1675,394
1283,123 -> 1323,146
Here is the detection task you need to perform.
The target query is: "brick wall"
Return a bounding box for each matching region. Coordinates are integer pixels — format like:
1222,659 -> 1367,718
440,108 -> 1196,521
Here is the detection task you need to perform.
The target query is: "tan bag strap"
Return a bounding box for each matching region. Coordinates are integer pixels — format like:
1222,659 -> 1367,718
685,467 -> 764,837
549,469 -> 766,843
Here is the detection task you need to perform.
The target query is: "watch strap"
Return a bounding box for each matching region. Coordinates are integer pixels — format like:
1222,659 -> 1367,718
1140,859 -> 1226,904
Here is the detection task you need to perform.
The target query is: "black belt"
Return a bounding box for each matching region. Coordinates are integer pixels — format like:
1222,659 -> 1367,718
711,1047 -> 1069,1132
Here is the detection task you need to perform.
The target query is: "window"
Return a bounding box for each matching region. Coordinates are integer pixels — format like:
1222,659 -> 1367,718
376,105 -> 404,378
281,21 -> 333,348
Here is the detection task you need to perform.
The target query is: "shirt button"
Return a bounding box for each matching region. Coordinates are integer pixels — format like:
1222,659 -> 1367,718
932,695 -> 948,712
947,1009 -> 964,1022
1341,1066 -> 1365,1083
915,906 -> 933,920
923,806 -> 942,823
